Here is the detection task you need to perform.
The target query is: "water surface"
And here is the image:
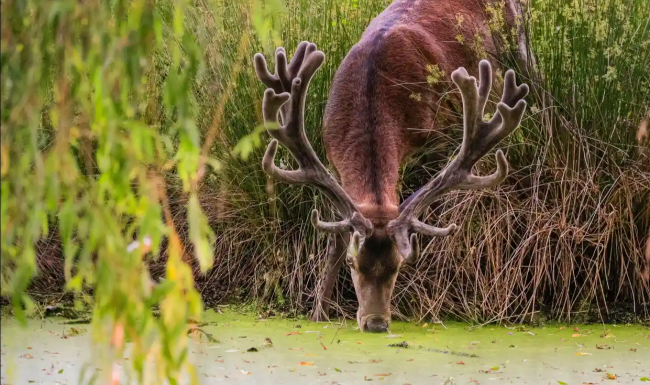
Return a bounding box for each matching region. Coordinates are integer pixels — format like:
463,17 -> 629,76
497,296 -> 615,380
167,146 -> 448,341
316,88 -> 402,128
2,310 -> 648,384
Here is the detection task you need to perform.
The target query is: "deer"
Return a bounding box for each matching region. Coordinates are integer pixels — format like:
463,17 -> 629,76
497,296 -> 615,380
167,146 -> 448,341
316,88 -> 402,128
253,0 -> 530,332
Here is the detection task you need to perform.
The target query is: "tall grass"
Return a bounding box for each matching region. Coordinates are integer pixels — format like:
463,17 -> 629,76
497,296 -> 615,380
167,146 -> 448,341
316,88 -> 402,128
22,0 -> 650,328
180,0 -> 649,323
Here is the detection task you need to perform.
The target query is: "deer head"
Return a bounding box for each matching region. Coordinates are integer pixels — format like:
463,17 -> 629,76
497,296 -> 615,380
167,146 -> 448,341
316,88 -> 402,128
254,42 -> 528,332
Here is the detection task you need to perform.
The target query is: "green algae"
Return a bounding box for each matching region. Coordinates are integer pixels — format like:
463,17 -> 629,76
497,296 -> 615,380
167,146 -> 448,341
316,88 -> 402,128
1,309 -> 649,384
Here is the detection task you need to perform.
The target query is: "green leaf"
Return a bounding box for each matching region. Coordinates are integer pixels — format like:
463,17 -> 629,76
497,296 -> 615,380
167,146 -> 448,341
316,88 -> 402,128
232,124 -> 268,161
67,274 -> 84,292
187,193 -> 215,272
147,279 -> 176,306
231,135 -> 255,161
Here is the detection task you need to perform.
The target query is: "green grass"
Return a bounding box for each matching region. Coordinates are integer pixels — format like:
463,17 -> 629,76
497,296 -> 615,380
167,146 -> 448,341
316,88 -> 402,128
168,0 -> 649,323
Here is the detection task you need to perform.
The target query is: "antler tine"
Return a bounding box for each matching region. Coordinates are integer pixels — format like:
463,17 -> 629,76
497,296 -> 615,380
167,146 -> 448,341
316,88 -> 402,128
389,59 -> 528,263
311,209 -> 351,233
253,50 -> 286,94
254,42 -> 372,236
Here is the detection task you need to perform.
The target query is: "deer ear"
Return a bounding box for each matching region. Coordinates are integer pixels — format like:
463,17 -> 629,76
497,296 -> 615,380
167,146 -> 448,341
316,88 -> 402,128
404,234 -> 419,265
348,231 -> 363,258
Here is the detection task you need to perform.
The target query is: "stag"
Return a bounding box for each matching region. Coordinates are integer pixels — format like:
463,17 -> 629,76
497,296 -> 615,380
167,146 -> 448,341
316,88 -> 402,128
253,0 -> 530,332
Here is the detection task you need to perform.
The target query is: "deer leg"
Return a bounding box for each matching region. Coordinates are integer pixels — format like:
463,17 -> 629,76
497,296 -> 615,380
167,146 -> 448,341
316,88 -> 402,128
311,232 -> 349,322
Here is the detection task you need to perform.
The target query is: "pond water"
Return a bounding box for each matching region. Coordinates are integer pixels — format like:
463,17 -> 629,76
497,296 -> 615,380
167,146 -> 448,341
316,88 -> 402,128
1,309 -> 649,384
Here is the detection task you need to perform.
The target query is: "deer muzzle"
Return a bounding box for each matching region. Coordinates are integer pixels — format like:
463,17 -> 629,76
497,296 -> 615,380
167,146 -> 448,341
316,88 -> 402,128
361,314 -> 390,333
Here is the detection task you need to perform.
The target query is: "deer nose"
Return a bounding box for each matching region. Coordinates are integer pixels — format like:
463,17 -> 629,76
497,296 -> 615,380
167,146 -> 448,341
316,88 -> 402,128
365,316 -> 389,333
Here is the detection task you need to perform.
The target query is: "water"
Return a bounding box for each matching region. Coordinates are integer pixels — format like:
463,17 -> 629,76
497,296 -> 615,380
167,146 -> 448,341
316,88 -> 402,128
1,310 -> 649,384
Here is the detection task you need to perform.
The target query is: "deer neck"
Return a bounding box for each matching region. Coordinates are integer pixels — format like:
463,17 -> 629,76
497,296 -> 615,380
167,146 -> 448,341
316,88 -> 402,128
356,202 -> 399,229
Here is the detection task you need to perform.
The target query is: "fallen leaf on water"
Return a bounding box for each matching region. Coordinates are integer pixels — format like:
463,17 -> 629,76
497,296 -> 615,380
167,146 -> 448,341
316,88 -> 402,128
406,359 -> 415,362
605,373 -> 617,380
600,333 -> 615,339
67,327 -> 86,336
357,341 -> 364,345
594,368 -> 604,372
557,381 -> 568,385
596,344 -> 612,350
44,351 -> 60,355
456,361 -> 465,365
559,326 -> 567,330
240,370 -> 251,375
421,323 -> 428,328
58,369 -> 63,374
285,332 -> 301,336
640,377 -> 650,382
572,334 -> 582,337
374,373 -> 391,377
630,348 -> 637,352
364,375 -> 373,381
576,352 -> 591,356
490,366 -> 499,371
298,361 -> 314,366
20,354 -> 33,359
368,359 -> 382,363
289,348 -> 303,351
334,368 -> 342,373
305,353 -> 317,357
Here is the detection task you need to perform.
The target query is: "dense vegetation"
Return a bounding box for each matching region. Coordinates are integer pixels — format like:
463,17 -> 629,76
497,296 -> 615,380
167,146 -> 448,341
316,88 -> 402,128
1,0 -> 648,383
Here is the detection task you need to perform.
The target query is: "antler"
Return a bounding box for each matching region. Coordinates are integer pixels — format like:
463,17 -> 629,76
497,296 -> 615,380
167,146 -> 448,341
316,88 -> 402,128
388,59 -> 528,263
254,42 -> 372,238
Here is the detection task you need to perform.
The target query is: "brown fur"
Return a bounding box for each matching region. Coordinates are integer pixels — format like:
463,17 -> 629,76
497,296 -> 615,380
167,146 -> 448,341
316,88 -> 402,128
323,0 -> 521,223
320,0 -> 526,330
